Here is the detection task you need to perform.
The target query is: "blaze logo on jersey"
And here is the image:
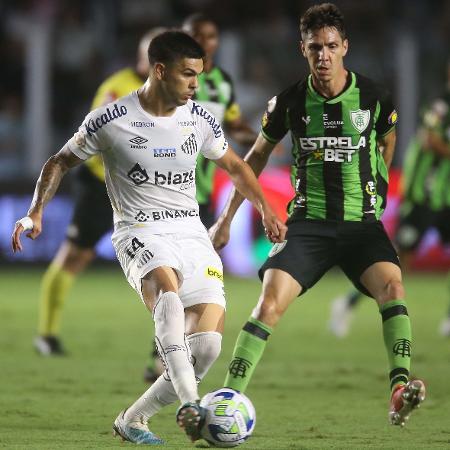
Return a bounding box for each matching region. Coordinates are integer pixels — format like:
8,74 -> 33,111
85,104 -> 127,136
350,109 -> 371,133
181,133 -> 198,155
127,163 -> 149,185
154,170 -> 195,188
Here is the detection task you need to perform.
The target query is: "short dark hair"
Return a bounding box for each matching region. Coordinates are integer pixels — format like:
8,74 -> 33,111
182,13 -> 216,34
300,3 -> 346,40
148,30 -> 205,65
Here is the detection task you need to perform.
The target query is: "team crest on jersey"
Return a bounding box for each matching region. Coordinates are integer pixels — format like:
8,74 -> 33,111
268,240 -> 287,257
350,109 -> 371,133
181,133 -> 198,155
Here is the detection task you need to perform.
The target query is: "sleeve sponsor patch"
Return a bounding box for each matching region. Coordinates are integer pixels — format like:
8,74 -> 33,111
388,110 -> 398,126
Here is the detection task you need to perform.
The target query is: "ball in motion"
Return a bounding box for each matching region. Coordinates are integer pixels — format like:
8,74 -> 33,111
200,388 -> 256,447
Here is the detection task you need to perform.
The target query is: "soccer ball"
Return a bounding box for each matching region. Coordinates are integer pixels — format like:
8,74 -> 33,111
200,388 -> 256,447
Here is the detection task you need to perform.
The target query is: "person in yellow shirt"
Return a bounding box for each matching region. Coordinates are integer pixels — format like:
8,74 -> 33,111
33,29 -> 165,382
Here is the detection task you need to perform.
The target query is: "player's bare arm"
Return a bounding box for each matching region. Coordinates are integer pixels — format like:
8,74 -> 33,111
420,129 -> 450,159
224,117 -> 258,147
11,146 -> 84,252
209,135 -> 281,250
377,129 -> 396,169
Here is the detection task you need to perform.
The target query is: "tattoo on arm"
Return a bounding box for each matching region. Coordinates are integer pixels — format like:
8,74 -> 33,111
28,147 -> 83,215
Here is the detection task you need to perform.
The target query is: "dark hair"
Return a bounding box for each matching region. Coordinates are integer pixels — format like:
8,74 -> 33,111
300,3 -> 346,40
148,30 -> 205,65
182,13 -> 216,34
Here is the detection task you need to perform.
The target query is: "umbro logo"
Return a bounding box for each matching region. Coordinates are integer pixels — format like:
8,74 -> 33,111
129,136 -> 148,149
129,136 -> 148,145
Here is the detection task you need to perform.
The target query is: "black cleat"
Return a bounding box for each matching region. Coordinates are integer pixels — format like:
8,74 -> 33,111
34,336 -> 66,356
176,401 -> 206,442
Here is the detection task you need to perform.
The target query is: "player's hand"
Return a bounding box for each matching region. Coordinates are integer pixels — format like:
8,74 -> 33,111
208,219 -> 231,251
261,205 -> 287,244
11,213 -> 42,253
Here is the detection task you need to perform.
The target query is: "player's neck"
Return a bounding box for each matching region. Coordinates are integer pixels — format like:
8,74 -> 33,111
138,81 -> 177,117
311,69 -> 348,99
203,58 -> 214,73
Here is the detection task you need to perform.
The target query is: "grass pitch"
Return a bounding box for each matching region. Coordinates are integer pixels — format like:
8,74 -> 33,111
0,266 -> 449,449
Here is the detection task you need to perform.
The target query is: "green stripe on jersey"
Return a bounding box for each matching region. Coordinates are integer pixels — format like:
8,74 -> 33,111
304,88 -> 326,219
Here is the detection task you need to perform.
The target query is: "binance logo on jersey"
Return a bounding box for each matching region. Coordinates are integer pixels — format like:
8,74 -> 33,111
128,163 -> 149,185
205,267 -> 224,281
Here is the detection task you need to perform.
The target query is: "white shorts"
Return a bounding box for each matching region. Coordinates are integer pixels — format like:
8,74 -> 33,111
112,225 -> 225,309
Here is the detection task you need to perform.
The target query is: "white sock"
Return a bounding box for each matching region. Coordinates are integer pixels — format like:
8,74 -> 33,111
124,331 -> 222,423
153,291 -> 198,404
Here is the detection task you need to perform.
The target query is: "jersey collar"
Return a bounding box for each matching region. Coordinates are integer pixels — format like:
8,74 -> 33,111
307,71 -> 355,104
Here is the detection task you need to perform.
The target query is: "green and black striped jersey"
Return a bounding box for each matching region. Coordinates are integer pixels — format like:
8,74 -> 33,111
261,71 -> 397,221
402,92 -> 450,211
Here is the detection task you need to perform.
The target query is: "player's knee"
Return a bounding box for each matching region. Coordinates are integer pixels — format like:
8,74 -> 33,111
188,332 -> 222,380
153,291 -> 184,327
253,294 -> 283,326
385,279 -> 404,301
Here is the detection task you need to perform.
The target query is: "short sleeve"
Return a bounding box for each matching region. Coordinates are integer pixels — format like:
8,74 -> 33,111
261,95 -> 289,144
194,103 -> 228,160
375,89 -> 398,137
66,110 -> 105,160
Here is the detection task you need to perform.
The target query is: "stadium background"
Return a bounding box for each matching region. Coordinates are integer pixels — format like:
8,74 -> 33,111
1,1 -> 450,449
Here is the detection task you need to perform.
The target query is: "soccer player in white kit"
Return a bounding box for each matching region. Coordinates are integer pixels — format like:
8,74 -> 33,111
11,31 -> 286,444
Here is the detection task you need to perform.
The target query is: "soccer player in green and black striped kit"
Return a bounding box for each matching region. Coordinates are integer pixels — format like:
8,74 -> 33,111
210,3 -> 425,427
329,63 -> 450,338
183,13 -> 257,228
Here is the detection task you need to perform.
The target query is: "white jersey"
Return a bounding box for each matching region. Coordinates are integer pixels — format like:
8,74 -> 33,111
67,91 -> 228,234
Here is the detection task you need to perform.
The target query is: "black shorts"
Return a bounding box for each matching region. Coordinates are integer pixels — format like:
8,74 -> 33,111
259,218 -> 400,298
66,165 -> 113,248
395,203 -> 450,251
198,202 -> 215,229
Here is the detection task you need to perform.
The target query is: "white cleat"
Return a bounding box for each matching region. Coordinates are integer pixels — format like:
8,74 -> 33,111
439,317 -> 450,337
389,380 -> 426,426
328,296 -> 353,338
113,409 -> 164,445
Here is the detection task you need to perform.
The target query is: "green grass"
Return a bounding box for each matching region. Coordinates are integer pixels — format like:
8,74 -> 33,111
0,267 -> 449,449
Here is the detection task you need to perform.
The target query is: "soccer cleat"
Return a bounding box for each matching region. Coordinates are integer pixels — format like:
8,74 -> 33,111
328,296 -> 353,337
438,317 -> 450,337
176,401 -> 206,442
389,380 -> 426,426
34,336 -> 66,356
113,409 -> 164,445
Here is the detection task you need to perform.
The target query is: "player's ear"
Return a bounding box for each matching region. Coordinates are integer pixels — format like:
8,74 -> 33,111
300,40 -> 306,57
154,62 -> 165,81
342,38 -> 348,56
